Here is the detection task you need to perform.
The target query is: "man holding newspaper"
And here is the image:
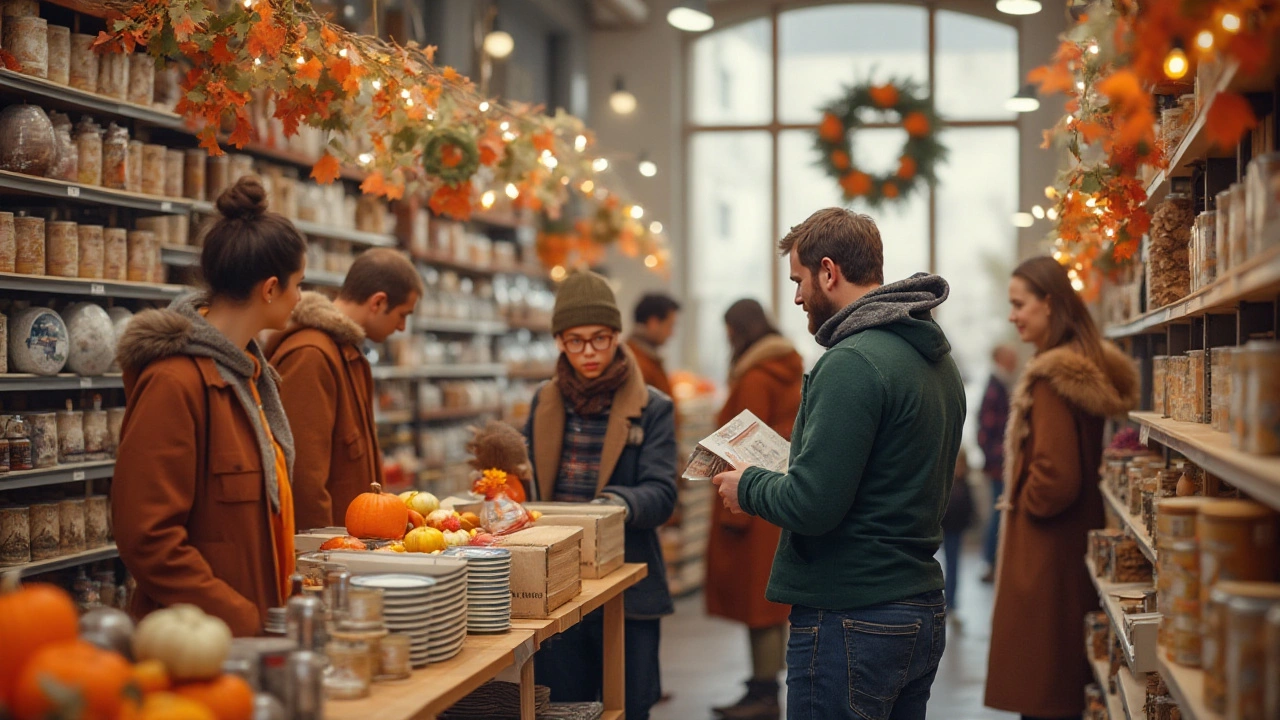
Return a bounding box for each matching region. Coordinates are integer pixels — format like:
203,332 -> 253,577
709,208 -> 966,720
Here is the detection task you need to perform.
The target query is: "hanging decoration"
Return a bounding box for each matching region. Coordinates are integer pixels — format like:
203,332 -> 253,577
92,0 -> 669,271
1032,0 -> 1280,290
814,79 -> 945,209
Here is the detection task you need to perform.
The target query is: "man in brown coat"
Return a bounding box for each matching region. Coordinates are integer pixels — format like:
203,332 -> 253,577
269,248 -> 423,530
624,293 -> 680,398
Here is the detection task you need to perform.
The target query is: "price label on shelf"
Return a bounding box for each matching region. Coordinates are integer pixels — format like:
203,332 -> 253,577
72,470 -> 85,481
90,283 -> 105,295
66,186 -> 80,197
79,377 -> 92,389
160,202 -> 173,212
1139,425 -> 1151,446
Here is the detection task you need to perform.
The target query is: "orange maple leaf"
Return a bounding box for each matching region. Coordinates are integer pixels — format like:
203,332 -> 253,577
197,129 -> 225,157
246,18 -> 287,60
1113,239 -> 1139,261
441,66 -> 462,84
297,57 -> 323,85
310,153 -> 342,184
210,34 -> 235,64
429,182 -> 473,220
1205,93 -> 1258,150
341,62 -> 366,95
172,14 -> 197,41
479,130 -> 504,166
1027,63 -> 1074,95
320,25 -> 339,47
228,113 -> 254,148
1077,121 -> 1107,144
531,131 -> 555,154
360,171 -> 404,200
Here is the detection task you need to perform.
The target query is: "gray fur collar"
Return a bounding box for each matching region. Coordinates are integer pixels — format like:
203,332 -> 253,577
115,292 -> 295,510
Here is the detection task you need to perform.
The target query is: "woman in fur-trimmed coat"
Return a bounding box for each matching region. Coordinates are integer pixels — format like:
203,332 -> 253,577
985,257 -> 1139,719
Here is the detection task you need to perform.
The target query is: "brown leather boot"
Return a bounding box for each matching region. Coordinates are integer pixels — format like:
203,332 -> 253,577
712,680 -> 780,720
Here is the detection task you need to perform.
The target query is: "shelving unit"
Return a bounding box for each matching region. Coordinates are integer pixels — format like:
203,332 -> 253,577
1100,483 -> 1158,564
1142,63 -> 1240,210
1085,557 -> 1159,674
0,271 -> 185,300
1091,656 -> 1125,720
0,460 -> 115,491
0,169 -> 194,214
371,364 -> 508,381
505,318 -> 553,333
0,373 -> 123,391
416,318 -> 509,335
1116,666 -> 1148,720
1158,656 -> 1219,720
303,269 -> 346,288
1130,412 -> 1280,509
506,366 -> 556,381
15,544 -> 119,578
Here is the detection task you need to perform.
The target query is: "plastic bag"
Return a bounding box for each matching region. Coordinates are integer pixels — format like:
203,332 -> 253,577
473,469 -> 532,536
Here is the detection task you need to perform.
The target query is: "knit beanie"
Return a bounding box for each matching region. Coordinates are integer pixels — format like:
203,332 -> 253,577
553,271 -> 622,335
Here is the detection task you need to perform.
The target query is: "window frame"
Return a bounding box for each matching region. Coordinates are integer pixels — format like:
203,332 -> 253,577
683,1 -> 1022,317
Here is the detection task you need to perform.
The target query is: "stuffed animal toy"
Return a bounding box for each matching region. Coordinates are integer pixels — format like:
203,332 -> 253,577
466,421 -> 531,502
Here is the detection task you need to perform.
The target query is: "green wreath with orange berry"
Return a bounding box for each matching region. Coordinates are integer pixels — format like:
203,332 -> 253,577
815,79 -> 946,210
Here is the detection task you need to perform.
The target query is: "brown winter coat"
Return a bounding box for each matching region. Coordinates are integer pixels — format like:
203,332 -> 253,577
985,342 -> 1138,717
705,334 -> 803,628
113,296 -> 297,638
267,292 -> 382,530
626,337 -> 674,399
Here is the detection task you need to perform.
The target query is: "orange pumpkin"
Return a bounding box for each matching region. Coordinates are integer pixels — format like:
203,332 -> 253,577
319,535 -> 367,551
345,482 -> 408,539
131,660 -> 172,695
173,675 -> 253,720
121,692 -> 217,720
407,509 -> 425,529
0,580 -> 79,708
12,640 -> 133,720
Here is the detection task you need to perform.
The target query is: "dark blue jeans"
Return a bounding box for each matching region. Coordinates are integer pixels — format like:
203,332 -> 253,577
786,591 -> 947,720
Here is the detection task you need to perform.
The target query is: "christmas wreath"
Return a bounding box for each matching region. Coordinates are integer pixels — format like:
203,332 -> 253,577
422,127 -> 480,185
815,79 -> 946,209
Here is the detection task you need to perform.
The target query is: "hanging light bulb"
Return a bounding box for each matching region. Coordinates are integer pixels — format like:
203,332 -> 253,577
574,135 -> 588,152
1085,197 -> 1098,207
481,190 -> 496,209
550,265 -> 567,282
1032,205 -> 1045,219
1088,43 -> 1100,55
1195,30 -> 1215,51
479,101 -> 491,112
1046,207 -> 1059,221
649,221 -> 664,234
339,48 -> 349,58
505,183 -> 519,199
637,153 -> 657,178
1221,11 -> 1242,33
484,30 -> 515,59
630,205 -> 645,220
1005,85 -> 1040,113
592,158 -> 609,173
609,76 -> 637,115
1012,212 -> 1035,228
581,180 -> 595,194
667,1 -> 714,31
1164,45 -> 1189,80
644,254 -> 659,268
1071,278 -> 1085,291
357,153 -> 374,165
996,0 -> 1042,15
499,121 -> 510,131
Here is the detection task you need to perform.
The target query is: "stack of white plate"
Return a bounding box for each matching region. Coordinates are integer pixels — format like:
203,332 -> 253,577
425,560 -> 469,662
350,574 -> 436,668
444,547 -> 512,634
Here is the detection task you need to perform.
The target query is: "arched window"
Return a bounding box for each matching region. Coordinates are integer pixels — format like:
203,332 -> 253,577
687,3 -> 1020,403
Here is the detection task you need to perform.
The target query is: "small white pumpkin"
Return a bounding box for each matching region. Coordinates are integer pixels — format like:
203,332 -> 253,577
132,604 -> 232,680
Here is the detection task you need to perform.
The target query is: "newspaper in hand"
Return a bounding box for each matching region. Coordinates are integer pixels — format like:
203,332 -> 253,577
682,409 -> 790,481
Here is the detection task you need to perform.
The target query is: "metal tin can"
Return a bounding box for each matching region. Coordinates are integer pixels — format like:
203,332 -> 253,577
1244,340 -> 1280,455
1200,501 -> 1280,611
57,497 -> 85,553
1157,497 -> 1214,549
1227,590 -> 1280,720
1265,605 -> 1280,720
0,505 -> 30,565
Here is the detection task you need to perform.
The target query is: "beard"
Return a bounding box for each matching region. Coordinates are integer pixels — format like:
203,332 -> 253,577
805,286 -> 840,335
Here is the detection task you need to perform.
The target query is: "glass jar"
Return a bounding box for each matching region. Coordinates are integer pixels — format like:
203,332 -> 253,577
1216,187 -> 1234,274
1200,210 -> 1218,287
1247,152 -> 1280,256
7,415 -> 32,471
101,123 -> 129,191
1243,340 -> 1280,455
74,117 -> 102,187
48,112 -> 77,182
1229,182 -> 1249,267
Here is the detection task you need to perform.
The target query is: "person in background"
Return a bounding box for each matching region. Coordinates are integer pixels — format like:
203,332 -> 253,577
268,249 -> 424,530
978,344 -> 1017,583
705,299 -> 803,720
523,271 -> 677,720
712,208 -> 966,720
626,292 -> 681,398
941,449 -> 975,621
984,257 -> 1138,720
113,177 -> 307,636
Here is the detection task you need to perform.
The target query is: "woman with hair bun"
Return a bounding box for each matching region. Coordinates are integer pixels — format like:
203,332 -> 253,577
112,176 -> 309,636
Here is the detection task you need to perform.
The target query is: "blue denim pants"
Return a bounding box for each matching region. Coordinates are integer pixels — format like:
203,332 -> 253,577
786,590 -> 947,720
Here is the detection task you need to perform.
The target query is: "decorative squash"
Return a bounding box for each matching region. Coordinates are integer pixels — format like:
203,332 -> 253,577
345,483 -> 408,540
0,577 -> 80,709
403,526 -> 446,553
121,692 -> 217,720
458,512 -> 481,531
133,605 -> 232,681
319,536 -> 367,551
407,509 -> 425,529
11,640 -> 133,720
173,675 -> 253,720
131,660 -> 172,695
405,491 -> 439,516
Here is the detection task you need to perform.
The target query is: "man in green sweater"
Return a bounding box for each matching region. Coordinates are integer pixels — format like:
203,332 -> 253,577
713,207 -> 966,720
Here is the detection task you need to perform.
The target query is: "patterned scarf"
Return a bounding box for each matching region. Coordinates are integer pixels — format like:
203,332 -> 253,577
556,350 -> 631,416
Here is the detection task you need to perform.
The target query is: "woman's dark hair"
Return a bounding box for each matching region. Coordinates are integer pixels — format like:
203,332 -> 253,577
200,176 -> 308,302
725,299 -> 779,366
1012,256 -> 1103,366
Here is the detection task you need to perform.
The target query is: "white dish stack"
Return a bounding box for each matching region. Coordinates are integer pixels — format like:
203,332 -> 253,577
425,560 -> 469,662
350,573 -> 437,668
444,546 -> 513,634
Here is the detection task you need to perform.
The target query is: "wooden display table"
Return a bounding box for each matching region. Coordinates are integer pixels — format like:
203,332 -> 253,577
327,563 -> 647,720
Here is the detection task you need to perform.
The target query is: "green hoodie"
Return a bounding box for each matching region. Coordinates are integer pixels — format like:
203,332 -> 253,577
738,273 -> 966,610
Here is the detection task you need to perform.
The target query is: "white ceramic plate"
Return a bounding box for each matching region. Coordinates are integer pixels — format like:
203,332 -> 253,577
351,574 -> 438,591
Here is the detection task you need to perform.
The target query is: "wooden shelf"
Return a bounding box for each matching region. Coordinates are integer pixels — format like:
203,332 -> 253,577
1158,655 -> 1219,720
1131,412 -> 1280,510
1086,557 -> 1159,674
0,373 -> 123,392
0,459 -> 114,491
0,69 -> 186,130
1144,63 -> 1240,209
371,364 -> 508,381
415,252 -> 500,277
0,271 -> 185,300
303,270 -> 346,288
160,245 -> 199,268
190,202 -> 396,248
1090,657 -> 1125,720
13,544 -> 118,578
1101,483 -> 1158,565
1116,665 -> 1147,720
418,405 -> 503,422
1104,245 -> 1280,339
504,317 -> 553,333
416,317 -> 509,335
506,366 -> 556,381
0,169 -> 193,214
374,409 -> 413,425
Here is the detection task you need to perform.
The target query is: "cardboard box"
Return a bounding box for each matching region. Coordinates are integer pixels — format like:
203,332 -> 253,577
525,502 -> 626,579
498,525 -> 583,618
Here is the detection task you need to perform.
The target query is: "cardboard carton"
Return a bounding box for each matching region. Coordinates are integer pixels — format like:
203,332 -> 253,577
525,502 -> 625,579
498,525 -> 583,618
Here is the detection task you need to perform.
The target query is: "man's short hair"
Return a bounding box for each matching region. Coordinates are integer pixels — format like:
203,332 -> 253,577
339,248 -> 425,309
778,208 -> 884,286
633,293 -> 681,325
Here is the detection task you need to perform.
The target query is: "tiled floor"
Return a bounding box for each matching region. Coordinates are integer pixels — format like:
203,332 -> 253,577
651,540 -> 1017,720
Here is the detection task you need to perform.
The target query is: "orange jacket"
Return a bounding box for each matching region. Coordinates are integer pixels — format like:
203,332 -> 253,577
625,337 -> 673,399
267,293 -> 383,531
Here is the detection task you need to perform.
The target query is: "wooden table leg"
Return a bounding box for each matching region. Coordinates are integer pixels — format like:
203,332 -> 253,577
602,593 -> 626,717
520,655 -> 536,720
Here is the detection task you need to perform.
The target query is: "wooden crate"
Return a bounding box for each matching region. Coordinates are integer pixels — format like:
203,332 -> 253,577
525,502 -> 626,579
497,525 -> 583,618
